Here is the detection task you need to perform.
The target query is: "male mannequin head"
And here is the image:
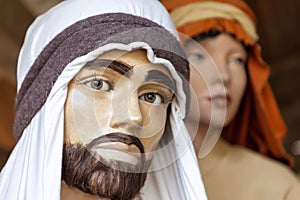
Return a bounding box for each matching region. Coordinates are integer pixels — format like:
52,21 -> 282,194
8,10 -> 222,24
61,49 -> 175,199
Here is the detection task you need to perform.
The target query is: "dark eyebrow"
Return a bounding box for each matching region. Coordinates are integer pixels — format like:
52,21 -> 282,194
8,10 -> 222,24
145,70 -> 176,92
84,59 -> 132,77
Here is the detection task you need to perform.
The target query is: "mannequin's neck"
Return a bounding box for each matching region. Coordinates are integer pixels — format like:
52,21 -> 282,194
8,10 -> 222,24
188,122 -> 223,156
60,181 -> 110,200
192,123 -> 208,154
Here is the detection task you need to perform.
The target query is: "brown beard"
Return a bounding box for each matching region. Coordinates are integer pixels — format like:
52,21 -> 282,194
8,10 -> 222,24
62,133 -> 151,200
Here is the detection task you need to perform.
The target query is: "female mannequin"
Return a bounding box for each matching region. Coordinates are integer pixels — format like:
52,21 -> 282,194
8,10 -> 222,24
162,0 -> 300,199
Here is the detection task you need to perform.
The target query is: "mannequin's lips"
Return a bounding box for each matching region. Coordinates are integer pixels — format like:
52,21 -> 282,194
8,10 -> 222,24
93,142 -> 141,164
87,132 -> 144,153
95,142 -> 141,154
86,132 -> 145,164
209,94 -> 231,107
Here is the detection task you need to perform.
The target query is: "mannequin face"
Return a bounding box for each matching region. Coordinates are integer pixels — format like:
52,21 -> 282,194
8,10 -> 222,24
64,49 -> 174,162
185,33 -> 247,128
62,49 -> 175,199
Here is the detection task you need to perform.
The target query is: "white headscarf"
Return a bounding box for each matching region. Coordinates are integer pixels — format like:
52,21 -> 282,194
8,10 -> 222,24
0,0 -> 207,199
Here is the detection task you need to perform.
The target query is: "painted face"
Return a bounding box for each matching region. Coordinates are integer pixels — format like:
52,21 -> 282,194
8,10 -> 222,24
185,33 -> 247,128
64,49 -> 175,163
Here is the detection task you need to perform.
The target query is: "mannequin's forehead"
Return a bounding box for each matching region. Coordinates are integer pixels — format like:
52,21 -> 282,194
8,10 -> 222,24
97,49 -> 150,67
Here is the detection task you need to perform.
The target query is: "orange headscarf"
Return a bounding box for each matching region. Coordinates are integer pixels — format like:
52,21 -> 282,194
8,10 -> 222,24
162,0 -> 293,166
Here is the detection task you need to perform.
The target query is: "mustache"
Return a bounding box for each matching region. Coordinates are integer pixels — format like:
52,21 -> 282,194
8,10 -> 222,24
86,132 -> 145,154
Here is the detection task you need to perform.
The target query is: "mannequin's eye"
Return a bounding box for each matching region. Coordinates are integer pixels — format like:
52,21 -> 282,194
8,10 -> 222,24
140,92 -> 162,104
232,57 -> 246,65
84,79 -> 111,91
189,53 -> 204,61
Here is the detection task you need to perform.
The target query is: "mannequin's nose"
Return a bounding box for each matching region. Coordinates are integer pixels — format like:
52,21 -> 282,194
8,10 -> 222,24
214,58 -> 231,85
128,92 -> 143,126
109,91 -> 143,129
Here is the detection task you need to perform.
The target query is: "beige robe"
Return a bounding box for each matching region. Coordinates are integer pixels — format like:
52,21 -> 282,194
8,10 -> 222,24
199,139 -> 300,200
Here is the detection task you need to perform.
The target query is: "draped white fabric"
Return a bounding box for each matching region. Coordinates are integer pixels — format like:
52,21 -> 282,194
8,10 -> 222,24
0,0 -> 207,199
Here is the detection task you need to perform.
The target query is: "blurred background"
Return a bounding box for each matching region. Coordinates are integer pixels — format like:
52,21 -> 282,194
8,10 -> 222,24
0,0 -> 299,174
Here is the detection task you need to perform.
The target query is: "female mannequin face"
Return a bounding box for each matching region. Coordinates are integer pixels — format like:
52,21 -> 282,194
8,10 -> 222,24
185,33 -> 247,128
